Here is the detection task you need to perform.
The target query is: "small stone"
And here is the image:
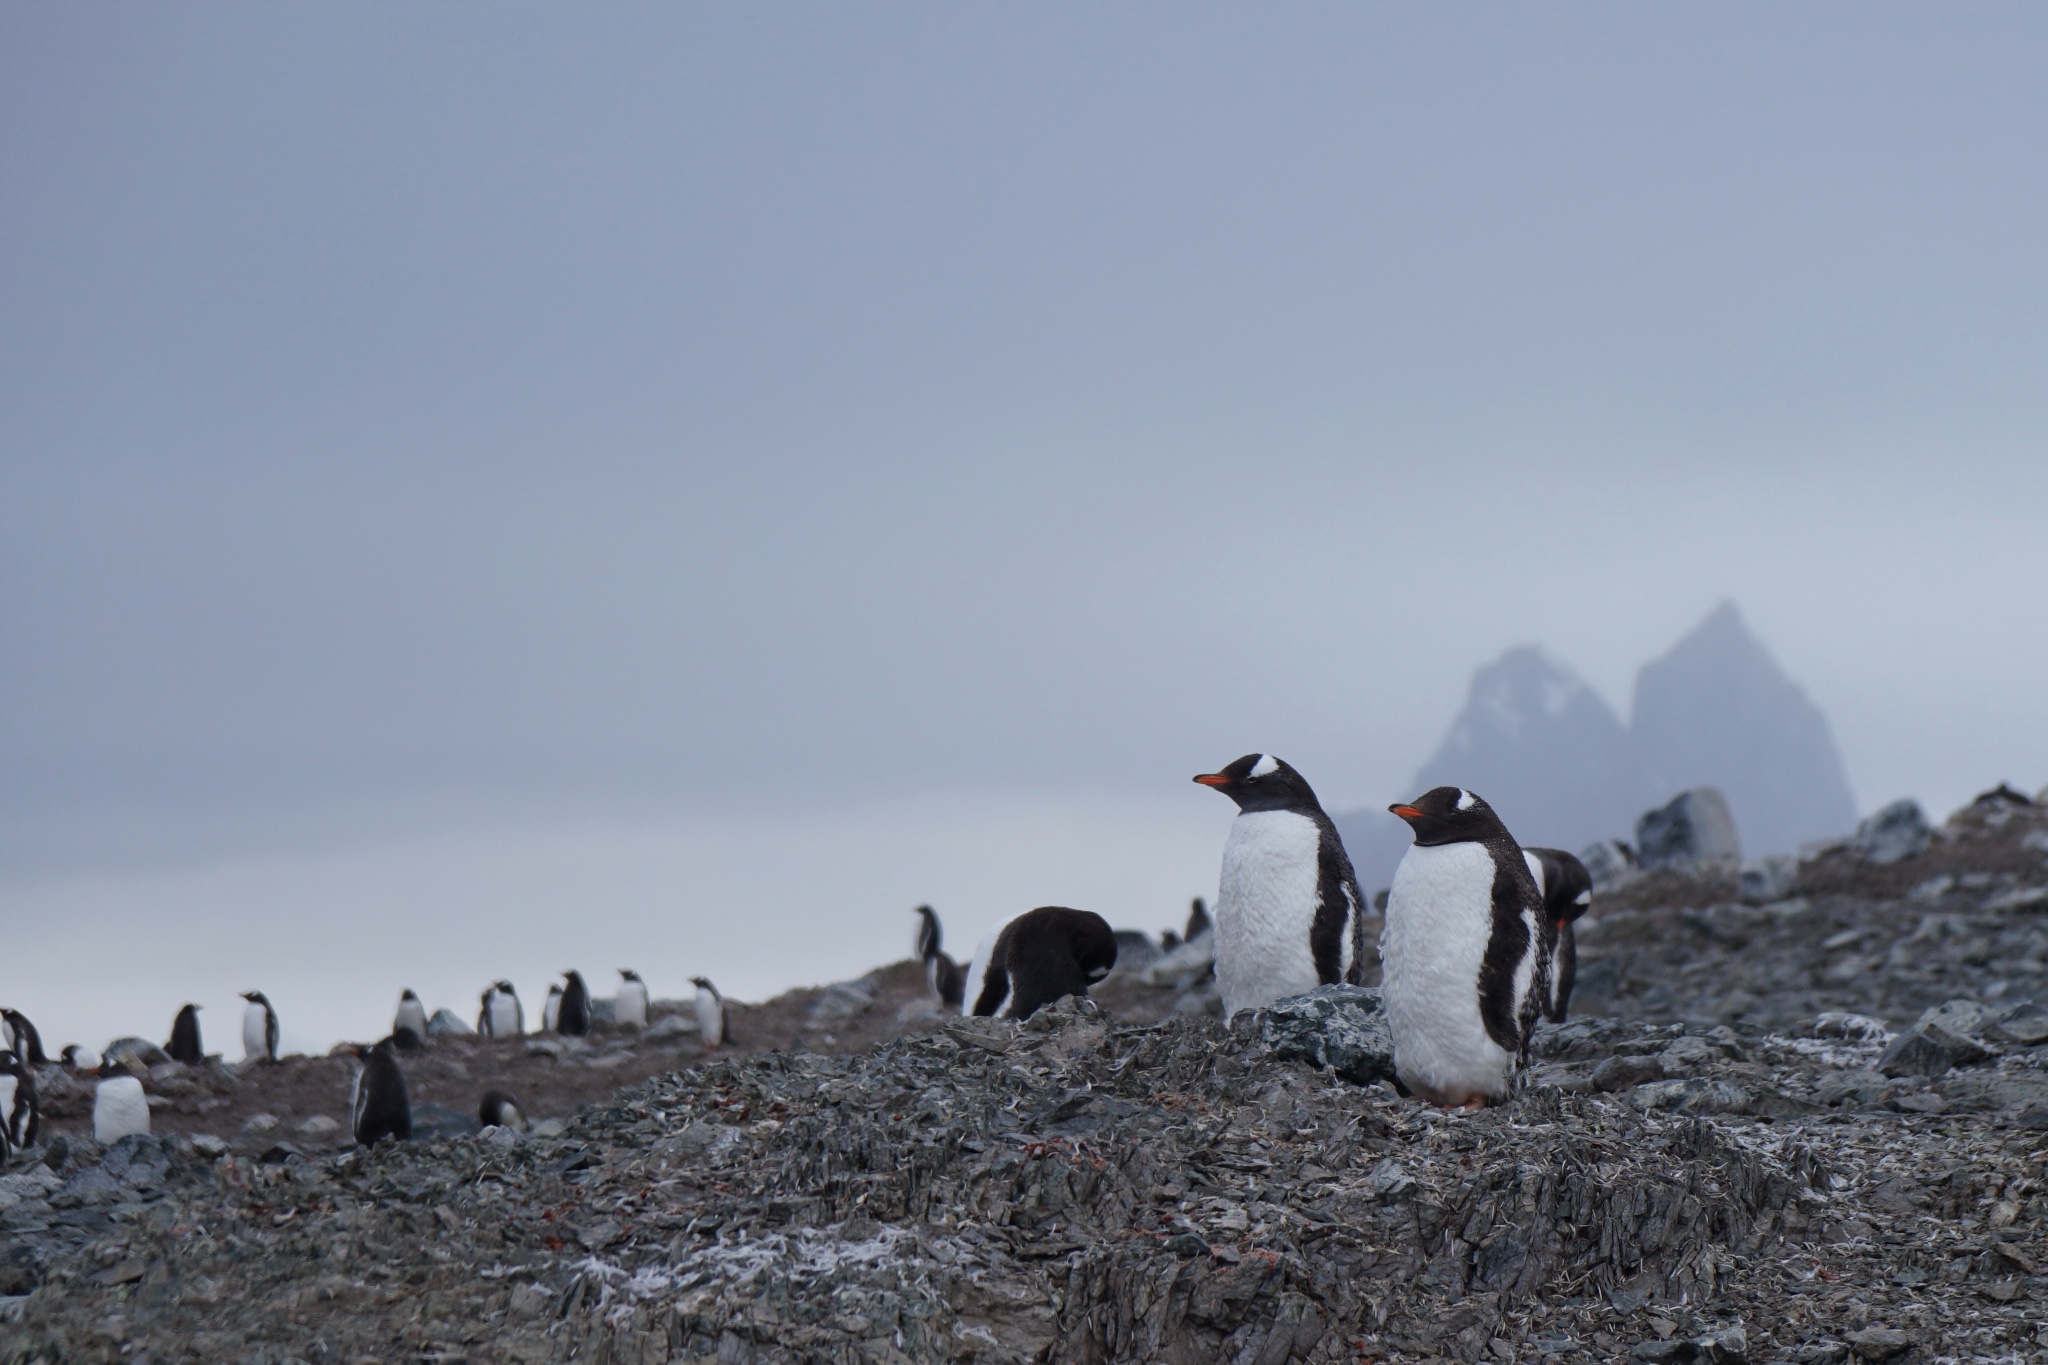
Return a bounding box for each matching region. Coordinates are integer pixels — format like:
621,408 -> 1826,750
1855,800 -> 1931,865
1888,1091 -> 1947,1115
1739,856 -> 1797,904
295,1115 -> 341,1139
1260,985 -> 1396,1086
242,1113 -> 279,1134
426,1008 -> 475,1037
1878,1020 -> 1990,1078
1843,1327 -> 1911,1359
644,1013 -> 696,1040
1592,1054 -> 1666,1092
1988,1004 -> 2048,1046
1636,788 -> 1741,872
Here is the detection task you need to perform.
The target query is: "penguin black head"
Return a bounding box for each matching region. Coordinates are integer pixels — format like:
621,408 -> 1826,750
240,991 -> 270,1007
1193,754 -> 1324,814
1389,786 -> 1513,847
690,976 -> 721,997
619,970 -> 642,983
495,980 -> 518,995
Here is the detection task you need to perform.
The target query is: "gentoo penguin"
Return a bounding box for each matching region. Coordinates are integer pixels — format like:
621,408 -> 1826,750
1382,787 -> 1551,1108
1193,754 -> 1368,1018
2,1009 -> 48,1066
1159,928 -> 1182,952
93,1070 -> 151,1142
541,983 -> 563,1033
478,981 -> 523,1038
965,906 -> 1118,1021
62,1044 -> 102,1073
556,971 -> 591,1037
351,1039 -> 412,1146
1185,896 -> 1213,943
615,970 -> 649,1030
478,1087 -> 527,1132
690,977 -> 728,1047
393,990 -> 429,1048
0,1049 -> 37,1152
1522,847 -> 1593,1023
913,905 -> 966,1009
166,1004 -> 204,1064
241,991 -> 280,1063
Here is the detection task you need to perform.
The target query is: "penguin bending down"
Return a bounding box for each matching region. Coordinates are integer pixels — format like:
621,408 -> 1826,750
541,984 -> 563,1034
1383,787 -> 1552,1108
393,990 -> 429,1049
556,972 -> 591,1037
2,1009 -> 48,1066
615,970 -> 649,1030
964,906 -> 1118,1021
1522,847 -> 1593,1022
93,1071 -> 151,1142
1194,754 -> 1368,1018
479,1087 -> 527,1132
479,981 -> 524,1038
691,977 -> 728,1047
351,1040 -> 412,1146
166,1004 -> 204,1065
241,991 -> 280,1063
913,905 -> 966,1009
62,1044 -> 101,1073
0,1049 -> 38,1153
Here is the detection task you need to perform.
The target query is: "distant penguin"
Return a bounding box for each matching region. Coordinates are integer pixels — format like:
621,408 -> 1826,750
1159,929 -> 1182,952
690,977 -> 728,1047
1523,847 -> 1593,1023
965,906 -> 1118,1021
93,1072 -> 151,1142
1383,787 -> 1551,1108
166,1004 -> 204,1064
241,991 -> 280,1063
0,1049 -> 36,1152
2,1009 -> 48,1066
351,1040 -> 412,1146
1194,754 -> 1368,1018
393,990 -> 428,1049
478,1087 -> 527,1132
1185,897 -> 1213,943
542,983 -> 563,1033
913,905 -> 966,1009
62,1044 -> 101,1073
479,980 -> 523,1038
615,970 -> 649,1030
556,972 -> 591,1037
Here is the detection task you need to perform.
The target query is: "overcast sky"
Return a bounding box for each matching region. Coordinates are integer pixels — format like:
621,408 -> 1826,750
4,7 -> 2045,1051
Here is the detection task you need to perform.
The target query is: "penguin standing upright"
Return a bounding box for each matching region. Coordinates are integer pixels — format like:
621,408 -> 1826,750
1522,847 -> 1593,1022
1382,787 -> 1552,1108
479,980 -> 523,1037
556,972 -> 591,1036
479,1088 -> 527,1132
0,1049 -> 39,1152
166,1004 -> 204,1064
393,990 -> 429,1048
2,1009 -> 48,1066
615,971 -> 649,1030
93,1069 -> 150,1142
913,906 -> 966,1009
241,991 -> 280,1063
964,906 -> 1119,1021
1193,754 -> 1368,1018
1184,897 -> 1213,943
351,1040 -> 412,1146
690,977 -> 728,1047
542,984 -> 563,1033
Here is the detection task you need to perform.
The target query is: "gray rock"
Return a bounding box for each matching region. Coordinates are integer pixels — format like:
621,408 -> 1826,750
807,975 -> 881,1030
1739,855 -> 1798,904
1854,800 -> 1932,865
1110,930 -> 1162,975
1579,839 -> 1641,892
1636,788 -> 1741,873
644,1013 -> 697,1040
1629,1078 -> 1755,1115
412,1102 -> 480,1140
426,1008 -> 474,1037
1143,933 -> 1216,989
1878,1020 -> 1991,1078
1260,985 -> 1396,1086
1592,1054 -> 1666,1092
102,1037 -> 170,1069
1987,1004 -> 2048,1047
1815,1068 -> 1892,1107
295,1115 -> 341,1140
588,997 -> 617,1027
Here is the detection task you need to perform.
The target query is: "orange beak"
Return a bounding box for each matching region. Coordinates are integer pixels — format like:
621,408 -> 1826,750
1389,804 -> 1424,820
1193,773 -> 1231,787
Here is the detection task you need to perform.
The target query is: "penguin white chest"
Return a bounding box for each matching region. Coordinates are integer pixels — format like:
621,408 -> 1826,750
695,992 -> 723,1045
1381,841 -> 1515,1103
243,1004 -> 270,1060
94,1076 -> 151,1142
1214,810 -> 1324,1018
615,983 -> 647,1029
490,993 -> 522,1037
0,1076 -> 16,1143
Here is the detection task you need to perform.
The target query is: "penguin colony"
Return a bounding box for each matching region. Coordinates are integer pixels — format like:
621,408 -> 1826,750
0,746 -> 1598,1163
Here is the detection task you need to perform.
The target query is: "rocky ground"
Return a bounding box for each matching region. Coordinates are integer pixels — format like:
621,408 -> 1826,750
5,786 -> 2048,1364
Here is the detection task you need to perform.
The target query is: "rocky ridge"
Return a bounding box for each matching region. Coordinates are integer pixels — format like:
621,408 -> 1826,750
3,786 -> 2048,1363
